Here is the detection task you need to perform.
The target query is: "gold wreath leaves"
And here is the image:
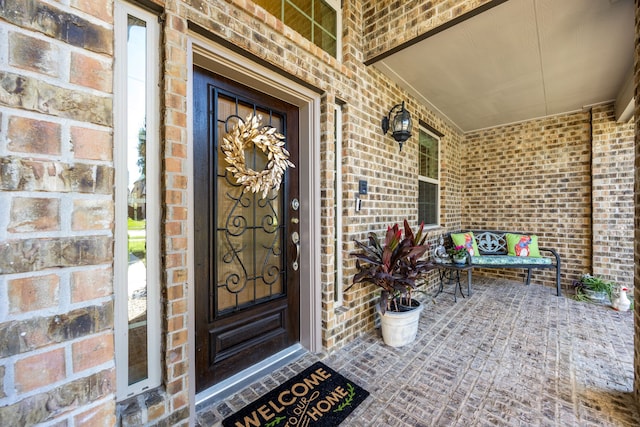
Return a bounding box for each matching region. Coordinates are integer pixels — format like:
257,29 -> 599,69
221,114 -> 295,199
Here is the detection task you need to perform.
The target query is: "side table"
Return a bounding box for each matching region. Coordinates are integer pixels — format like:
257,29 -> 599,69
435,262 -> 473,302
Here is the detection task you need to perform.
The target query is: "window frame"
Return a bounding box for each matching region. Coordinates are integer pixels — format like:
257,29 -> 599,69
114,0 -> 162,400
333,103 -> 343,306
255,0 -> 342,59
418,126 -> 441,228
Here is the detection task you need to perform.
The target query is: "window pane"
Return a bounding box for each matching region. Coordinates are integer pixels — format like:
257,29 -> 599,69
419,130 -> 438,180
284,3 -> 312,40
315,0 -> 337,36
254,0 -> 281,18
254,0 -> 338,57
419,181 -> 438,226
290,0 -> 312,17
127,14 -> 148,386
314,26 -> 336,56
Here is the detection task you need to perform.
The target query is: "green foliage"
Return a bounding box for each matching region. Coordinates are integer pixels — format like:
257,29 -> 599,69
347,220 -> 434,314
128,218 -> 146,230
128,218 -> 146,261
572,274 -> 615,302
448,245 -> 468,258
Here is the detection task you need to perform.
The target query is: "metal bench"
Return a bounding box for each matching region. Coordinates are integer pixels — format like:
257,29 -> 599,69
447,230 -> 562,296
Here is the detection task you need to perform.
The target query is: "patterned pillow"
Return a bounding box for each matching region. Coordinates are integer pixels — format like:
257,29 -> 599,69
506,233 -> 541,257
451,232 -> 479,256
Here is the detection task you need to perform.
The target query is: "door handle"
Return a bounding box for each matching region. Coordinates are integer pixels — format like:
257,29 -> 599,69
291,231 -> 300,271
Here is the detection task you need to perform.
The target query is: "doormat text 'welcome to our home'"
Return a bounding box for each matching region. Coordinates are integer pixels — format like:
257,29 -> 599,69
222,361 -> 369,427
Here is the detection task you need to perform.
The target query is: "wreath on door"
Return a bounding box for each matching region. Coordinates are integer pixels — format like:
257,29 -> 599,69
221,114 -> 295,199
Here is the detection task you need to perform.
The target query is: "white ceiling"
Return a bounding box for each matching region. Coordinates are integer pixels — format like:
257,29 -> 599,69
372,0 -> 635,133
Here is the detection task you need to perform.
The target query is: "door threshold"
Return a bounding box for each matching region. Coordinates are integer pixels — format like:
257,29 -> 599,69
195,344 -> 307,409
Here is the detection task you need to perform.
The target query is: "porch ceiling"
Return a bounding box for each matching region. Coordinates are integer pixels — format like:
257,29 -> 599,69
370,0 -> 635,133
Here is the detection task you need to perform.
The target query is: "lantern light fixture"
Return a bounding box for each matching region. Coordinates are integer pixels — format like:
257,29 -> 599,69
381,101 -> 412,151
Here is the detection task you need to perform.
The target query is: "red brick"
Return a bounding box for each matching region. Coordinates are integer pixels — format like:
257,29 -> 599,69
165,158 -> 183,173
171,237 -> 187,250
70,0 -> 113,21
171,299 -> 187,315
8,116 -> 61,155
72,333 -> 114,373
147,398 -> 166,422
167,285 -> 184,300
0,72 -> 112,126
171,269 -> 187,284
71,268 -> 113,303
165,221 -> 182,236
169,206 -> 187,220
171,176 -> 188,190
9,32 -> 59,77
167,315 -> 184,332
71,126 -> 112,161
8,274 -> 59,313
171,391 -> 188,410
72,199 -> 113,230
15,348 -> 65,392
171,142 -> 187,158
166,253 -> 183,268
70,52 -> 112,92
74,400 -> 116,427
8,197 -> 60,232
166,190 -> 183,204
171,330 -> 187,346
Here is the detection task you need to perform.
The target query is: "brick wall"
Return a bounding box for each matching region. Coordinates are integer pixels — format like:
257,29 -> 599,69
463,112 -> 592,288
0,0 -> 116,425
463,109 -> 632,291
591,104 -> 635,287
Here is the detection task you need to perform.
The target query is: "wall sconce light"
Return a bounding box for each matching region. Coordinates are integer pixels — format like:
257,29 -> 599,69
381,101 -> 412,151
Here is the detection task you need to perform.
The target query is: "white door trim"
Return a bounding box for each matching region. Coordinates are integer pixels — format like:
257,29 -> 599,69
186,33 -> 322,420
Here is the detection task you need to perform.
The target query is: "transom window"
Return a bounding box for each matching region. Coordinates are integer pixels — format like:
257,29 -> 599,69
254,0 -> 341,58
418,127 -> 440,227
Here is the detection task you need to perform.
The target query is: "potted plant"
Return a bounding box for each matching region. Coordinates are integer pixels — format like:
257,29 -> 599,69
347,220 -> 434,347
448,245 -> 468,264
572,274 -> 614,303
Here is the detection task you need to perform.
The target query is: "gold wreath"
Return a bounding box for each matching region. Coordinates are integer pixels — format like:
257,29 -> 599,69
221,114 -> 295,199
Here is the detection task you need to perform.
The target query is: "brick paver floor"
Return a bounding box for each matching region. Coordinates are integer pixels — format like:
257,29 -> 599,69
197,277 -> 638,426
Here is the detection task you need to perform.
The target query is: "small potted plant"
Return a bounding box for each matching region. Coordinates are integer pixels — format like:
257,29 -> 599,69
347,220 -> 434,347
448,245 -> 468,264
572,274 -> 614,303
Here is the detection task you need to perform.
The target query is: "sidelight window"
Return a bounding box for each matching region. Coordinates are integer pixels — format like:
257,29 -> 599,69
114,0 -> 161,399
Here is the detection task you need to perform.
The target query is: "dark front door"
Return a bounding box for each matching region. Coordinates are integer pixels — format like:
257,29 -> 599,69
193,67 -> 300,392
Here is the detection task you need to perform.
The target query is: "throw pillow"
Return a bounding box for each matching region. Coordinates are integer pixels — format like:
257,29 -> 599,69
451,232 -> 479,256
506,233 -> 541,257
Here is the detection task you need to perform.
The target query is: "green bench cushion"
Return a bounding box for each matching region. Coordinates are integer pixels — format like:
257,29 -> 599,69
471,255 -> 552,266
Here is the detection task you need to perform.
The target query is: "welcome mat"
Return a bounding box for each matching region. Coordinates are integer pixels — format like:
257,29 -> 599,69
222,361 -> 369,427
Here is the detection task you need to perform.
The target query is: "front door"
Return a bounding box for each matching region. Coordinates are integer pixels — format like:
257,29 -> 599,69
193,67 -> 300,392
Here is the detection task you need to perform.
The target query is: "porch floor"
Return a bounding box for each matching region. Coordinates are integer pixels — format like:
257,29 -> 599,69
196,277 -> 638,426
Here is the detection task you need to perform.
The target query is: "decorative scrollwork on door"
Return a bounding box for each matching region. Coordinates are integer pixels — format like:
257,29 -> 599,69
215,109 -> 287,314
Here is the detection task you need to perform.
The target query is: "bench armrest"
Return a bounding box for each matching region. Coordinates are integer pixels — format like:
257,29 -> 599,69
539,247 -> 560,265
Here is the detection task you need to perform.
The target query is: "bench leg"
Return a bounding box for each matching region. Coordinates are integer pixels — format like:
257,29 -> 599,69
525,269 -> 531,286
467,269 -> 472,296
556,266 -> 562,296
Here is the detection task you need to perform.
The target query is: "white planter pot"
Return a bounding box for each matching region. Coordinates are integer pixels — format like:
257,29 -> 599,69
584,289 -> 607,303
376,300 -> 423,347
